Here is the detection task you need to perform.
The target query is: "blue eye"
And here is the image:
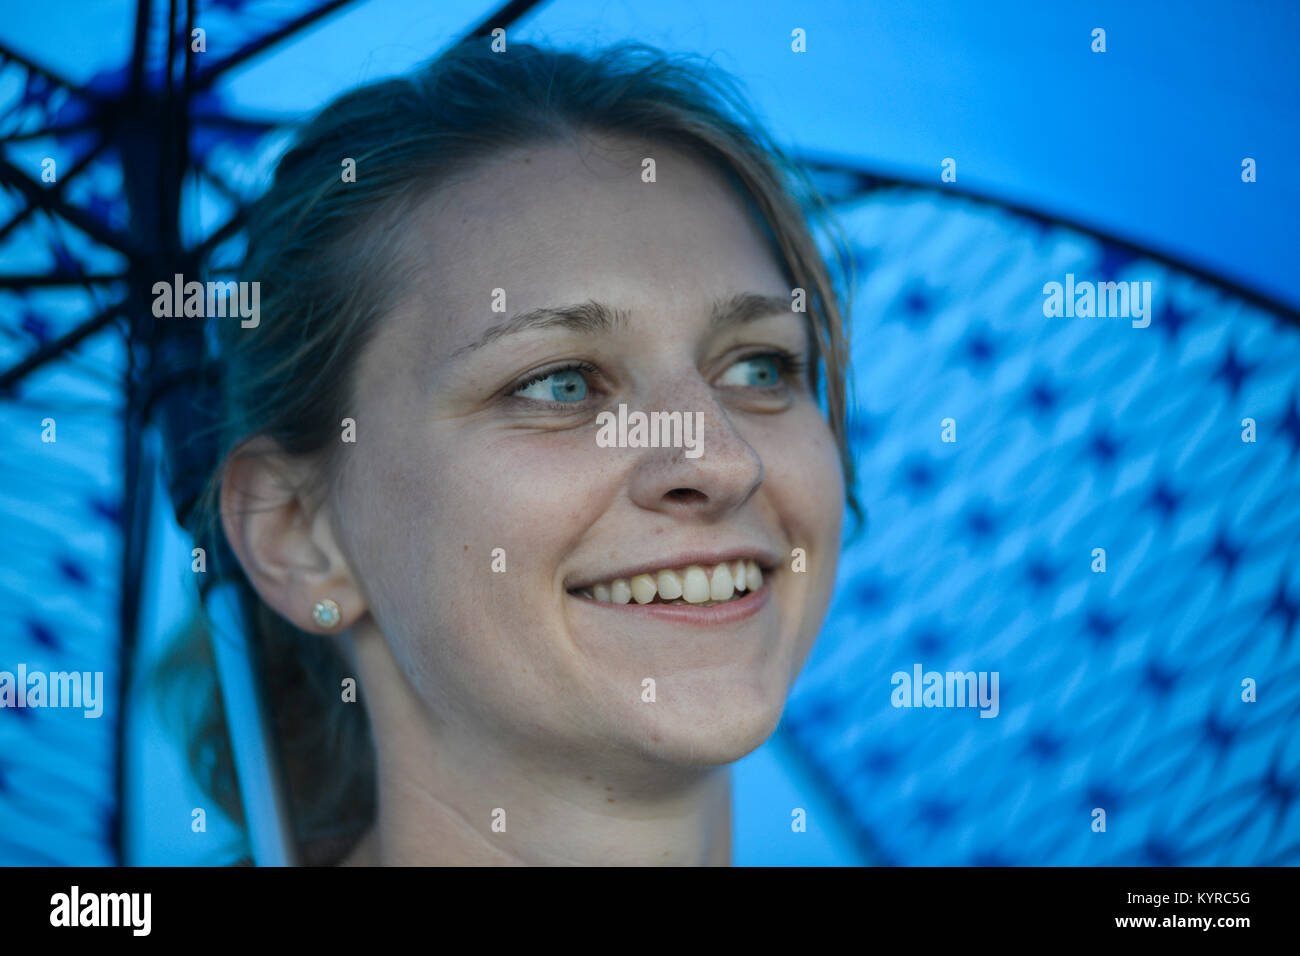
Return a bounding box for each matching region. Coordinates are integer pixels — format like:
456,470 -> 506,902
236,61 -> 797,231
513,366 -> 591,402
720,353 -> 785,388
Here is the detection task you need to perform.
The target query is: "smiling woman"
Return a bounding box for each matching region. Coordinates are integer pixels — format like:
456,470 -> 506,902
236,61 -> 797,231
157,36 -> 861,866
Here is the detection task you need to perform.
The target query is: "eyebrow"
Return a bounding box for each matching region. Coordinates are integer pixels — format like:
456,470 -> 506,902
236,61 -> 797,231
448,292 -> 798,359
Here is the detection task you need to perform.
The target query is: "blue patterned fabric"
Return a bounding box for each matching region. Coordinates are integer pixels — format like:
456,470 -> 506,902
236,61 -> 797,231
3,1 -> 1296,866
783,187 -> 1300,865
0,335 -> 123,865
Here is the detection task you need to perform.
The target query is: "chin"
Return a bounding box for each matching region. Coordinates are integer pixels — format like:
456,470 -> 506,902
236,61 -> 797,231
617,678 -> 790,767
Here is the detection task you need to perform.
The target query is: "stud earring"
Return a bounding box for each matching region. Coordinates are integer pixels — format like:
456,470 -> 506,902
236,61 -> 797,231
312,598 -> 341,629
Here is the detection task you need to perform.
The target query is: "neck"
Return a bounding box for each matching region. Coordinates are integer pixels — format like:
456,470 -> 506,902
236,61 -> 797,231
340,626 -> 733,867
346,743 -> 733,866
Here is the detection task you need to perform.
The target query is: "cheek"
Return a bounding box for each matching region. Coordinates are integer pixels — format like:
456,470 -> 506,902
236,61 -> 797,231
345,421 -> 607,679
755,407 -> 845,642
356,421 -> 593,571
441,426 -> 617,561
758,405 -> 845,541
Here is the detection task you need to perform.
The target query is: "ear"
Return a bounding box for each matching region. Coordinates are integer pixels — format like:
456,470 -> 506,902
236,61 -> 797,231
219,435 -> 367,634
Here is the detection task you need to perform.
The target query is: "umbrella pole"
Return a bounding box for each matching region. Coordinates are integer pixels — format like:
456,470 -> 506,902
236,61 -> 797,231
205,582 -> 299,866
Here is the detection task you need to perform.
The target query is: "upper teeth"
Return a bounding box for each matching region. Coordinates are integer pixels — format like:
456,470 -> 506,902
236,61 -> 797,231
581,560 -> 764,605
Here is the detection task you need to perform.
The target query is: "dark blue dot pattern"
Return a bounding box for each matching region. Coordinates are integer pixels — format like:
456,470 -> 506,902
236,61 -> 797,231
0,293 -> 121,863
781,188 -> 1300,865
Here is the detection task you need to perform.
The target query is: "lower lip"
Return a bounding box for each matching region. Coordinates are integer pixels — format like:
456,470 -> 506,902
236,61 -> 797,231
569,576 -> 772,626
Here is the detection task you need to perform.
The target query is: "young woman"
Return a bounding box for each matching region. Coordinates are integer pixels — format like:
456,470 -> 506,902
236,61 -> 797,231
177,37 -> 859,866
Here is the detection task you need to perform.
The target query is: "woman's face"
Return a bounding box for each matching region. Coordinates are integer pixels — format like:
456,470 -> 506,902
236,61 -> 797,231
333,133 -> 844,774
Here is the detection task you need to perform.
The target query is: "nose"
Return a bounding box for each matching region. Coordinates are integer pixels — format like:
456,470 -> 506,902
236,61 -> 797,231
624,378 -> 765,520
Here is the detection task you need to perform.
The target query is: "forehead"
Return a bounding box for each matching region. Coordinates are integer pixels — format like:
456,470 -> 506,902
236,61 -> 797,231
389,134 -> 791,357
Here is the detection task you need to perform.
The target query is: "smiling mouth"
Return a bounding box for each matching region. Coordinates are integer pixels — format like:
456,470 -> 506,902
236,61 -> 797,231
567,560 -> 766,607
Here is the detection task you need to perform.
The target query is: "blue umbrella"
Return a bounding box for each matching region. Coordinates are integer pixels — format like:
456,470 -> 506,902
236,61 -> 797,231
2,0 -> 1296,866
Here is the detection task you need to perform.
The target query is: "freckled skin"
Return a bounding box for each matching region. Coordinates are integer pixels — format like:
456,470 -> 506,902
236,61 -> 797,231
324,132 -> 844,865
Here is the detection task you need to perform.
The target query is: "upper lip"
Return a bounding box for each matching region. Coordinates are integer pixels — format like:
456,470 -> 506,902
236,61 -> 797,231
564,547 -> 780,592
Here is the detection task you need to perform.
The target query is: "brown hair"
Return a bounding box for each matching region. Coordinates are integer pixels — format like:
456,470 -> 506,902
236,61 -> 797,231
159,37 -> 861,865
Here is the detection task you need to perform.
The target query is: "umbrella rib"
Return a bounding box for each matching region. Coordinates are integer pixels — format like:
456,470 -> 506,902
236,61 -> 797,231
0,133 -> 110,247
797,152 -> 1300,327
0,42 -> 99,103
191,210 -> 247,262
0,128 -> 110,270
0,272 -> 126,289
0,120 -> 98,143
194,158 -> 246,205
0,157 -> 140,258
191,111 -> 279,134
192,0 -> 362,91
128,0 -> 151,100
460,0 -> 553,42
0,300 -> 125,393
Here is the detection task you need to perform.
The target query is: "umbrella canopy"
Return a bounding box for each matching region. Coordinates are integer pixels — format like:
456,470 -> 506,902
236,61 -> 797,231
1,0 -> 1296,865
